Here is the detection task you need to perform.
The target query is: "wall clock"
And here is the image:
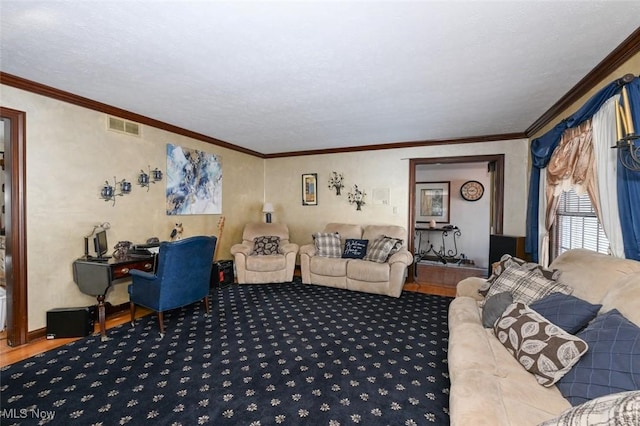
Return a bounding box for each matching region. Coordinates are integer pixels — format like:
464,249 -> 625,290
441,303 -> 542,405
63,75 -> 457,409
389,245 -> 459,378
460,180 -> 484,201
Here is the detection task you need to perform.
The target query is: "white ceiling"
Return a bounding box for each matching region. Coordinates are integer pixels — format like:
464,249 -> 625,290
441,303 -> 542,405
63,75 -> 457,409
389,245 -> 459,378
1,1 -> 639,155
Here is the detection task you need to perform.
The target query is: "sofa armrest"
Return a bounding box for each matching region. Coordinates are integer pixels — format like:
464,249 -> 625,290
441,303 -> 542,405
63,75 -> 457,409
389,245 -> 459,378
280,242 -> 299,255
388,249 -> 413,266
230,242 -> 253,257
299,243 -> 317,257
456,277 -> 486,301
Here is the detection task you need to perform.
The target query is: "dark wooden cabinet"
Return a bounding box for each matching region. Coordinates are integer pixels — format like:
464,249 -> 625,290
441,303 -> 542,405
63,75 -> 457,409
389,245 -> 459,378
415,262 -> 486,289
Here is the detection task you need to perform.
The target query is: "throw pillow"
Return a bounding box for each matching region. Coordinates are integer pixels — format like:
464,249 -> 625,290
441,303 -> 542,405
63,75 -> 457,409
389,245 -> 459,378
538,390 -> 640,426
384,236 -> 404,256
494,302 -> 588,387
483,264 -> 572,306
482,292 -> 513,328
480,255 -> 561,296
251,235 -> 280,255
313,232 -> 342,258
342,239 -> 369,259
363,237 -> 396,263
530,293 -> 602,334
556,309 -> 640,406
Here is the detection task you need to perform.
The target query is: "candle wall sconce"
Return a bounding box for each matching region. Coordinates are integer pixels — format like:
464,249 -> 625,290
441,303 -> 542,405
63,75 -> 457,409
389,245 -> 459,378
100,177 -> 131,206
138,166 -> 163,191
613,77 -> 640,172
347,184 -> 367,211
328,171 -> 345,195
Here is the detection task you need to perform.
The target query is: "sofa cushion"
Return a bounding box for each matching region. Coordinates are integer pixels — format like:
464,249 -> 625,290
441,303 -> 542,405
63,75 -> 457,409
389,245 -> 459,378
362,237 -> 396,263
342,239 -> 368,259
246,254 -> 286,272
347,259 -> 390,282
481,254 -> 561,296
483,265 -> 572,306
538,390 -> 640,426
556,309 -> 640,406
529,292 -> 601,334
251,235 -> 280,255
494,302 -> 588,387
313,232 -> 342,258
482,292 -> 513,328
310,256 -> 349,277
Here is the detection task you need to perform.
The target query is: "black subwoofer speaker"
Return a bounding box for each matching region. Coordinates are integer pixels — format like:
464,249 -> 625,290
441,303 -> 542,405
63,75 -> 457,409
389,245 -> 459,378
211,260 -> 234,288
489,234 -> 527,275
46,306 -> 95,339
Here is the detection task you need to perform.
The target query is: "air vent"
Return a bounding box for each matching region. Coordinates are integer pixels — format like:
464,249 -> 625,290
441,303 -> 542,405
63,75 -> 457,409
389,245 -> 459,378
107,116 -> 141,137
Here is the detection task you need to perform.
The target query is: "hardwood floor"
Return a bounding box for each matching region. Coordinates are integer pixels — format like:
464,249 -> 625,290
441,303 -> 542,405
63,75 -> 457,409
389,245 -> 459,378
403,281 -> 457,298
0,307 -> 152,367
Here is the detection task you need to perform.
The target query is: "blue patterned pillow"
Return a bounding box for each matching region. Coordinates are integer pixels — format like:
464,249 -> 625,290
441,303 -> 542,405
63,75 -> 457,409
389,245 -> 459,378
342,239 -> 368,259
530,293 -> 602,334
556,309 -> 640,406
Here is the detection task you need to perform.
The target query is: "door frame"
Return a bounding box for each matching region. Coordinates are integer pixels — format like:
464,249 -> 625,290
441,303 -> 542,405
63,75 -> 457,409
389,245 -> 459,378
1,107 -> 28,346
408,154 -> 504,280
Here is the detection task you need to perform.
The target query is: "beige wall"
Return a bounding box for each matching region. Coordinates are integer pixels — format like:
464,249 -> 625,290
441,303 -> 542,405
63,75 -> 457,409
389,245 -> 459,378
1,85 -> 264,330
1,83 -> 530,332
265,138 -> 529,249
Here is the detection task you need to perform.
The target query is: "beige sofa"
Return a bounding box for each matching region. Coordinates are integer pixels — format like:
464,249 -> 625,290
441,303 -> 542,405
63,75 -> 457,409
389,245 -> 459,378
299,223 -> 413,298
448,249 -> 640,425
230,222 -> 299,284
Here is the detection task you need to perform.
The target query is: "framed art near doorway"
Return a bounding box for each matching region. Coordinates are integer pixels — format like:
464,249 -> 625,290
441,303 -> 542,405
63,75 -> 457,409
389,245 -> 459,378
415,181 -> 450,224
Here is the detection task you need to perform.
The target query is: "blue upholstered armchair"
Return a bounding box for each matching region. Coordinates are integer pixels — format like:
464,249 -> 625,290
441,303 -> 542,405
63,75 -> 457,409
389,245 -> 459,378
128,236 -> 216,335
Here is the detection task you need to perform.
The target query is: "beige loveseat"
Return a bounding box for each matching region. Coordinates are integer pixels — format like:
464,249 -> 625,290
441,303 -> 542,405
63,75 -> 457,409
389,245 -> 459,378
299,223 -> 413,297
448,249 -> 640,425
230,222 -> 299,284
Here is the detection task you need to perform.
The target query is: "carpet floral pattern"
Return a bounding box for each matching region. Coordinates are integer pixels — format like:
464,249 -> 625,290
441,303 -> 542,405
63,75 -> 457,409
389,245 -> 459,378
1,281 -> 452,425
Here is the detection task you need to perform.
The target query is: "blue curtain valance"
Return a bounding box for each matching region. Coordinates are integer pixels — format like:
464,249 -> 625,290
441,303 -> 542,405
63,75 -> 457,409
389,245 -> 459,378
525,77 -> 633,262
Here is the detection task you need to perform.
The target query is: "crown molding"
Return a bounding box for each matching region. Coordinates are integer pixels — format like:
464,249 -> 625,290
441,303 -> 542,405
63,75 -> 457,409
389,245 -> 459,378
264,133 -> 527,158
526,26 -> 640,137
0,72 -> 265,158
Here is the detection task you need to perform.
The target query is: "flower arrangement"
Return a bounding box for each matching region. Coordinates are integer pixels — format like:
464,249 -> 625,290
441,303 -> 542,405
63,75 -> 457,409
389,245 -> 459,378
347,184 -> 366,210
328,171 -> 345,195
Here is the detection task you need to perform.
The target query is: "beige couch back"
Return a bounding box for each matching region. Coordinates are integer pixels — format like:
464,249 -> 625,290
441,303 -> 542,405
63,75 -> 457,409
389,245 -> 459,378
322,223 -> 408,249
550,249 -> 640,326
242,222 -> 291,245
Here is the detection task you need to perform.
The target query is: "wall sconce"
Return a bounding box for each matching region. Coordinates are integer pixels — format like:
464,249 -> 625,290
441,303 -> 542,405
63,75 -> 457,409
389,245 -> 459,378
262,202 -> 274,223
100,177 -> 131,206
347,184 -> 366,211
328,172 -> 344,195
138,166 -> 163,191
613,80 -> 640,172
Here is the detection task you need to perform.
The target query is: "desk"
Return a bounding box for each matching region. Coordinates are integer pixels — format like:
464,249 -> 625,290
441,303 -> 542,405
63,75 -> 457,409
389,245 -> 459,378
73,255 -> 156,339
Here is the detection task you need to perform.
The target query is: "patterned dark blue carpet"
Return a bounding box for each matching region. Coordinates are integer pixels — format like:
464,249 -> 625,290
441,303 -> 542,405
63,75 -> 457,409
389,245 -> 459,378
1,281 -> 452,425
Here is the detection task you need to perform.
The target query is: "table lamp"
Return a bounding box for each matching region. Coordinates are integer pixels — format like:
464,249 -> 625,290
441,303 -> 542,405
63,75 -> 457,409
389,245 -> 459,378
262,202 -> 274,223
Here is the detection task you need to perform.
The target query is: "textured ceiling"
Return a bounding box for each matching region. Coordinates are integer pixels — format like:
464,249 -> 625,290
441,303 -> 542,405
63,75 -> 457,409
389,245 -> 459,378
1,1 -> 639,155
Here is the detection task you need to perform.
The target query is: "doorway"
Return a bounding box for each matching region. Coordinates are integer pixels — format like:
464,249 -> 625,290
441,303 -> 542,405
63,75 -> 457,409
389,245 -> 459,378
0,107 -> 28,347
407,154 -> 504,292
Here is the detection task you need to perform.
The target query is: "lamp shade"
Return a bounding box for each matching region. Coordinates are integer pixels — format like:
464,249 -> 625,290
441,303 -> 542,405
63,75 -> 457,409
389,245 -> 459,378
262,202 -> 274,213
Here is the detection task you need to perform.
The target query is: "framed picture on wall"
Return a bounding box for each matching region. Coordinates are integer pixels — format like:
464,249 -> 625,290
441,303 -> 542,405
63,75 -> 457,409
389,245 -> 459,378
302,173 -> 318,206
415,181 -> 450,224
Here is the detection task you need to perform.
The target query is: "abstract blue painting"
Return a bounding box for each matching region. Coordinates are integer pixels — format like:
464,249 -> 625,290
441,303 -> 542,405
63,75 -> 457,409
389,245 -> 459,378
166,143 -> 222,215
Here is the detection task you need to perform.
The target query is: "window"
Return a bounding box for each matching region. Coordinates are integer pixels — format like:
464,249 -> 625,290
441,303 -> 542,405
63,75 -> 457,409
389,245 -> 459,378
553,189 -> 609,259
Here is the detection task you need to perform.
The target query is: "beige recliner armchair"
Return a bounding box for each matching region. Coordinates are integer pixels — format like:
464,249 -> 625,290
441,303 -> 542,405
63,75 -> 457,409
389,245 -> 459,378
230,222 -> 299,284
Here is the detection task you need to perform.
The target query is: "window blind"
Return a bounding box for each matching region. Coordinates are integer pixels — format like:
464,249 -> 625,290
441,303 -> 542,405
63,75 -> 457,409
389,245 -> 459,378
555,189 -> 609,256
